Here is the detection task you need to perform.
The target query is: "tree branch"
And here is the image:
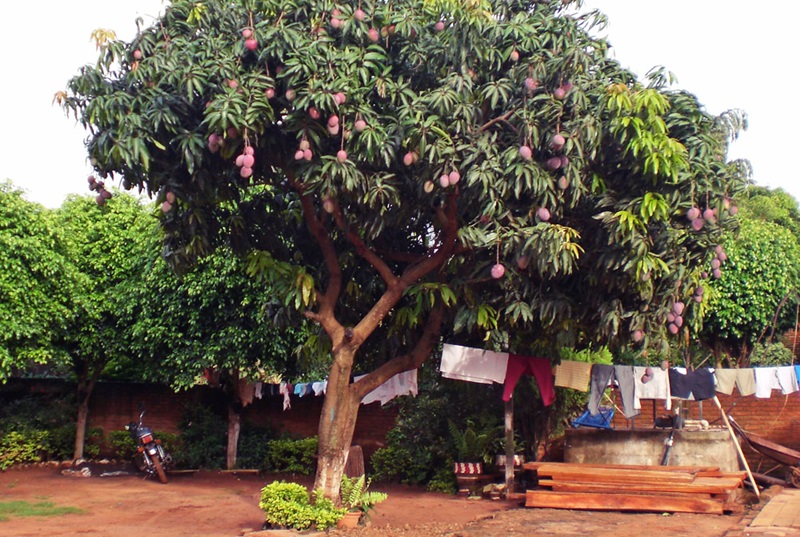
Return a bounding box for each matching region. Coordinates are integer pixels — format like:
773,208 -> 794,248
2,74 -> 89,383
330,198 -> 399,288
352,303 -> 445,398
351,189 -> 460,344
296,182 -> 343,341
478,109 -> 517,134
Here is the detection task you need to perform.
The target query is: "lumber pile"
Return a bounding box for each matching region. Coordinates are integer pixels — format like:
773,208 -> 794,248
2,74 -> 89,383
523,462 -> 746,515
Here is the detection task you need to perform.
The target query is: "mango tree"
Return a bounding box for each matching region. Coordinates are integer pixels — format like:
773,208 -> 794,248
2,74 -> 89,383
58,0 -> 747,497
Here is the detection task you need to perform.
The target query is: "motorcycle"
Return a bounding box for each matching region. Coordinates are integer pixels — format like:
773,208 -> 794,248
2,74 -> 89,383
125,409 -> 171,484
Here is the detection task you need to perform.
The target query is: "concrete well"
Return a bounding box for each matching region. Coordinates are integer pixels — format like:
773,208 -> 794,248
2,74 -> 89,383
564,427 -> 740,471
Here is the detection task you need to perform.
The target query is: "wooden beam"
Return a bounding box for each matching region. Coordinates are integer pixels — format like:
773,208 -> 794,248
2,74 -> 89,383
534,464 -> 696,484
523,461 -> 719,474
537,477 -> 741,495
543,483 -> 713,499
526,490 -> 724,514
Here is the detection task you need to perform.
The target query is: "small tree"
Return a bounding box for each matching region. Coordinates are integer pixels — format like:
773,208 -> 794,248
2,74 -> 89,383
702,190 -> 800,365
126,234 -> 312,469
54,192 -> 155,459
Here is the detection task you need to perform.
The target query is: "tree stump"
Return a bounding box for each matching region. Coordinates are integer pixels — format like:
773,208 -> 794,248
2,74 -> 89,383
345,445 -> 365,478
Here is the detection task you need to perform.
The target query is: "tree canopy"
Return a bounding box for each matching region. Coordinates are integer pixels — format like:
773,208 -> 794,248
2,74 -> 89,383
0,181 -> 77,380
59,0 -> 748,496
53,191 -> 157,458
702,187 -> 800,364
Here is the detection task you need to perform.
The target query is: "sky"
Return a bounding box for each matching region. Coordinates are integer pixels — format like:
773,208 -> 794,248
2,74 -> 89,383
1,1 -> 797,209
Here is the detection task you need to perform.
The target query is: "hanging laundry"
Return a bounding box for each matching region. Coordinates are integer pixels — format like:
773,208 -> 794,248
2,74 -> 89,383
311,381 -> 327,396
502,354 -> 555,405
796,366 -> 800,394
440,343 -> 509,384
633,365 -> 671,410
587,364 -> 639,419
237,378 -> 256,406
554,360 -> 592,392
279,382 -> 292,410
613,365 -> 639,418
714,369 -> 756,396
588,364 -> 614,416
669,368 -> 715,401
358,369 -> 419,406
754,366 -> 799,398
203,368 -> 221,388
254,382 -> 264,400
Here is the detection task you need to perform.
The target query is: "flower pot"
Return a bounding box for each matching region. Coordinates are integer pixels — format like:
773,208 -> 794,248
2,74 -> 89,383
495,454 -> 524,468
453,462 -> 483,475
454,462 -> 491,496
337,510 -> 362,529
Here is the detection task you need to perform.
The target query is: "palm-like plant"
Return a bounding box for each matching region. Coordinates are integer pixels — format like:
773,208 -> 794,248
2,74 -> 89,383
340,474 -> 388,519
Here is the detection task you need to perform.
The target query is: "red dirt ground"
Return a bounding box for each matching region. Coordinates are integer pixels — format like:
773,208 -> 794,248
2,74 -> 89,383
0,463 -> 757,537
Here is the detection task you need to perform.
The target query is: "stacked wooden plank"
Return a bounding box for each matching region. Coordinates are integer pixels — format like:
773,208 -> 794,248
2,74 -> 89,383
524,462 -> 746,515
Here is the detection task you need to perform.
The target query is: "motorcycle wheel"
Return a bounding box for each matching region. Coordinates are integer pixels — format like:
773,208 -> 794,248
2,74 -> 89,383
152,456 -> 168,484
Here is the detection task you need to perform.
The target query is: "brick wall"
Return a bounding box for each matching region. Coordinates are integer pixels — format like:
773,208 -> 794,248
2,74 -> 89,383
607,386 -> 800,471
9,377 -> 800,474
0,379 -> 398,464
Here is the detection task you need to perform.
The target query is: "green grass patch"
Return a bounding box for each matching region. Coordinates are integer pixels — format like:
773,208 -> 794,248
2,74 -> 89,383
0,500 -> 83,521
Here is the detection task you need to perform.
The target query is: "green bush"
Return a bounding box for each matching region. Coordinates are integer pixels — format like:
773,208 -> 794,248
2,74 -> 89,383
236,424 -> 275,470
309,490 -> 345,530
258,481 -> 344,530
176,403 -> 226,469
0,430 -> 49,470
43,424 -> 75,460
427,466 -> 458,494
84,427 -> 103,459
107,429 -> 138,460
156,431 -> 182,463
749,341 -> 794,366
263,436 -> 318,475
370,368 -> 505,487
370,436 -> 430,485
0,395 -> 104,465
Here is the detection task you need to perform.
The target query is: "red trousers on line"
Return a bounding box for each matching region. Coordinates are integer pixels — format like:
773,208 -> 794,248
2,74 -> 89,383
502,354 -> 555,405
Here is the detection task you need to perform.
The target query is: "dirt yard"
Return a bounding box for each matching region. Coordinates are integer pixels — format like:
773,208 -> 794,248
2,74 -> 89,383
0,463 -> 758,536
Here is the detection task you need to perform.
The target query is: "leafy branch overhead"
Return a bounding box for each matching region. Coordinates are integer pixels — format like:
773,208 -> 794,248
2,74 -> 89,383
60,0 -> 746,353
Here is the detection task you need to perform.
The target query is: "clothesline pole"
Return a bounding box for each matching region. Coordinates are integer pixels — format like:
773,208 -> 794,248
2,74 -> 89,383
713,395 -> 760,499
504,398 -> 515,495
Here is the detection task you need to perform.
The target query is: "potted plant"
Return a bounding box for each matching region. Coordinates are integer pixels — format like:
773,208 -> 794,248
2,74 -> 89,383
449,419 -> 502,496
337,474 -> 388,528
449,419 -> 497,474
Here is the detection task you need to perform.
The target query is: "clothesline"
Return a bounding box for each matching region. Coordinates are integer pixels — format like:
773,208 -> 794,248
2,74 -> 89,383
278,369 -> 418,410
438,343 -> 800,419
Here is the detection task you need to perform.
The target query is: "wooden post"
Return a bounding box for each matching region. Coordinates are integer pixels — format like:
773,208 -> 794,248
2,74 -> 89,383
504,398 -> 515,495
713,396 -> 760,498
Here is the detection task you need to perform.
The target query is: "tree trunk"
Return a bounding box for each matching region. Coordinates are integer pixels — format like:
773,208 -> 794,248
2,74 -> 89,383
314,351 -> 361,500
226,405 -> 241,470
72,359 -> 104,462
73,395 -> 90,461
